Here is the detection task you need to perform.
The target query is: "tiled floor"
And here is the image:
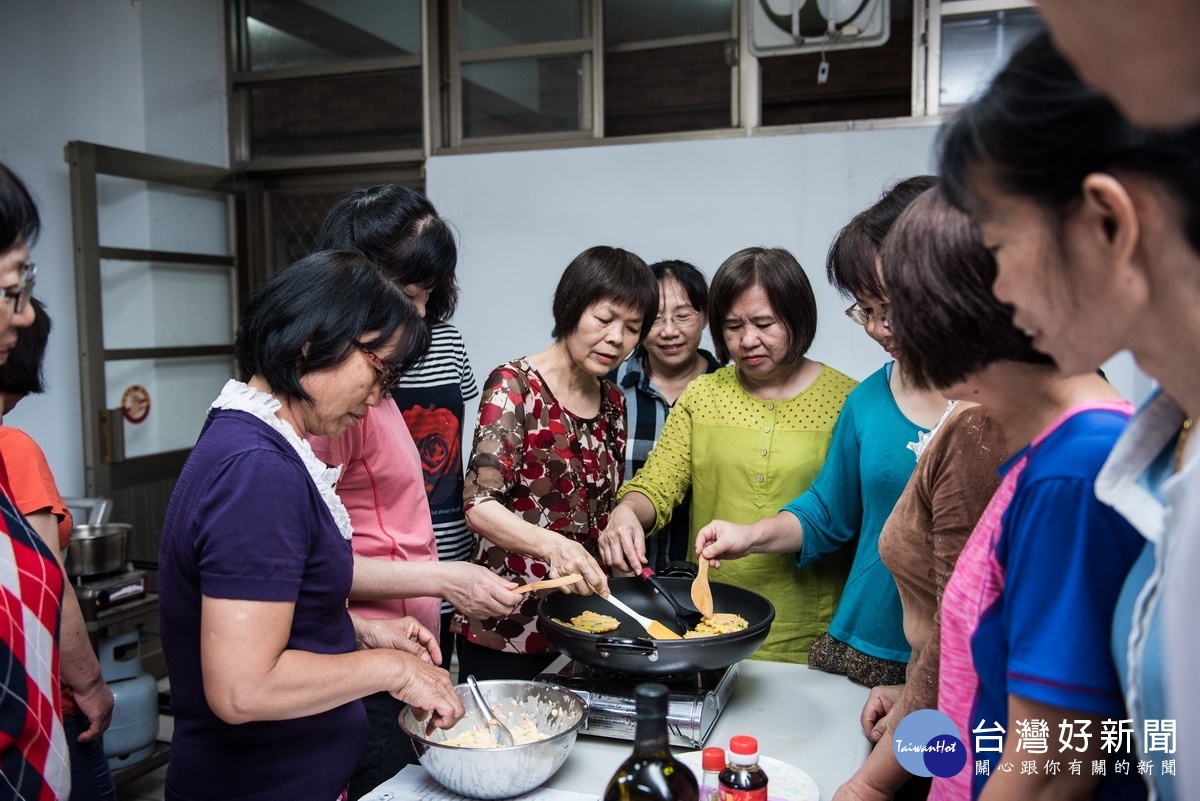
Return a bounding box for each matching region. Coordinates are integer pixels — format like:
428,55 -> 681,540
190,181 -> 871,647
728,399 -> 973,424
116,762 -> 168,801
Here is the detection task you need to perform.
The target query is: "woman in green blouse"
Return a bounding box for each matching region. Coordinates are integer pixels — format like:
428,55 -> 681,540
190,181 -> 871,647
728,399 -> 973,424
599,247 -> 856,663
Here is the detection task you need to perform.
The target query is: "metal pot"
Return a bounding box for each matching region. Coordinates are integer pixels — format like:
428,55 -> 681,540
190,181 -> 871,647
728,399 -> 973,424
398,680 -> 585,799
537,576 -> 775,676
64,523 -> 132,577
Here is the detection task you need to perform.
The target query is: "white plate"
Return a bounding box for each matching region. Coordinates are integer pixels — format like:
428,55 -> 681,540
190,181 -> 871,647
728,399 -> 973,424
677,751 -> 819,801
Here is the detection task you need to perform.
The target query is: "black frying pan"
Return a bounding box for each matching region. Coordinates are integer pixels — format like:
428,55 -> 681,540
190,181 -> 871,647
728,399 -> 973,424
537,576 -> 775,676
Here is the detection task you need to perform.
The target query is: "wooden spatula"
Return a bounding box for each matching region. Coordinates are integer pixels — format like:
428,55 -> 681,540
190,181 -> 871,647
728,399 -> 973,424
690,558 -> 714,619
598,592 -> 683,640
511,573 -> 583,594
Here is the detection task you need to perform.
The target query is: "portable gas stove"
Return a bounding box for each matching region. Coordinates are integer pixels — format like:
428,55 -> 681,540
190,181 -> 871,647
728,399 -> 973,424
534,654 -> 738,748
72,565 -> 162,772
74,567 -> 149,621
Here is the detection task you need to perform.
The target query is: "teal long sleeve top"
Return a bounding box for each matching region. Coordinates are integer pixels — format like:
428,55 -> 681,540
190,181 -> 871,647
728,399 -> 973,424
781,364 -> 926,663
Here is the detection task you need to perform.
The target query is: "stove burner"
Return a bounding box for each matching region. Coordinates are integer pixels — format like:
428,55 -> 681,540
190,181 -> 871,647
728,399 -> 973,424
534,655 -> 738,748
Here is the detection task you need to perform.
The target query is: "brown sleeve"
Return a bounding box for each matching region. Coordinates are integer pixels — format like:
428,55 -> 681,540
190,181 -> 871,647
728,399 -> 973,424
892,406 -> 1007,721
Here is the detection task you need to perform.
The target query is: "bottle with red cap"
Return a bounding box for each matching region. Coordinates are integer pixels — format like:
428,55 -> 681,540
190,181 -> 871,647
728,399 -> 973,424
700,747 -> 725,801
718,735 -> 768,801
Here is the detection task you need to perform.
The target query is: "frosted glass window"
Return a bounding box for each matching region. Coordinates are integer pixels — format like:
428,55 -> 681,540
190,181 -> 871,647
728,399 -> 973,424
460,1 -> 583,49
248,69 -> 423,157
462,57 -> 584,138
605,0 -> 731,45
940,9 -> 1042,107
246,0 -> 420,70
605,41 -> 732,137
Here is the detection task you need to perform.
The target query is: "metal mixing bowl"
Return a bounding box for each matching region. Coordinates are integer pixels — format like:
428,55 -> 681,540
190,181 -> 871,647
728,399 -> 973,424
397,680 -> 586,799
64,523 -> 132,577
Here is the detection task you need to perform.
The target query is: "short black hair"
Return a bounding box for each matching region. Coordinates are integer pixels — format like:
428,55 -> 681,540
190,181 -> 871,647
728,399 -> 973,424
550,246 -> 658,341
708,247 -> 817,365
826,176 -> 938,299
316,185 -> 460,321
0,162 -> 40,253
236,249 -> 427,403
882,188 -> 1054,390
651,260 -> 708,313
0,297 -> 50,397
940,32 -> 1200,258
631,260 -> 710,359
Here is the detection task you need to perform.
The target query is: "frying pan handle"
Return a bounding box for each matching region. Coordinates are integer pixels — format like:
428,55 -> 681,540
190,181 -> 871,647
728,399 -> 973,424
639,567 -> 671,599
660,560 -> 697,579
638,568 -> 675,600
595,636 -> 661,662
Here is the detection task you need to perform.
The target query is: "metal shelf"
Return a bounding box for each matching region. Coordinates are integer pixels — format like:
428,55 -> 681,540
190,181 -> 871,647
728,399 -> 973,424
82,592 -> 159,635
111,739 -> 170,787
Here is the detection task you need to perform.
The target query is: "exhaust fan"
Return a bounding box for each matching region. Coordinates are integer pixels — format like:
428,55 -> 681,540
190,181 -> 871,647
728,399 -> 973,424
750,0 -> 890,56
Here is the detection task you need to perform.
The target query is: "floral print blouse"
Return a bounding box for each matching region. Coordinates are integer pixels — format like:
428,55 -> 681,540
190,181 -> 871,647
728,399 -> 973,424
455,357 -> 626,654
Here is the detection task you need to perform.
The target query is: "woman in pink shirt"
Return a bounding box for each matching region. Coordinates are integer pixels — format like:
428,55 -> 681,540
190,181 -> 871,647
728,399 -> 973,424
309,186 -> 519,799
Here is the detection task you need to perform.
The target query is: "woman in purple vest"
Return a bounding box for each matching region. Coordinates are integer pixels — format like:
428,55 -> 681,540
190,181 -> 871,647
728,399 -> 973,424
158,250 -> 465,801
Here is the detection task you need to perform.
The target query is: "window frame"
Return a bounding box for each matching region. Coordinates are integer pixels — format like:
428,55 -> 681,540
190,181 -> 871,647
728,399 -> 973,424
923,0 -> 1037,116
601,1 -> 741,137
443,0 -> 599,148
225,0 -> 429,171
224,0 -> 1043,163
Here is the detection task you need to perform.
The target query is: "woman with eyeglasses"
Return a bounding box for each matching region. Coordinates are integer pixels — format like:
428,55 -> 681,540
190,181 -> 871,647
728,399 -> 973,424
0,172 -> 35,362
158,250 -> 465,801
308,187 -> 521,799
1,298 -> 121,801
601,247 -> 858,664
608,260 -> 722,574
455,246 -> 658,681
0,162 -> 71,800
939,32 -> 1200,801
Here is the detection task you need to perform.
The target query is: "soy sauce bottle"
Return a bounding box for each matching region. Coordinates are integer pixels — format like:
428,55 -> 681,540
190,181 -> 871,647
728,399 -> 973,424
718,736 -> 768,801
603,683 -> 699,801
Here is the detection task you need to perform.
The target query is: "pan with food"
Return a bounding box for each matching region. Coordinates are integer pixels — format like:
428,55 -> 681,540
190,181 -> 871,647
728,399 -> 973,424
537,576 -> 774,676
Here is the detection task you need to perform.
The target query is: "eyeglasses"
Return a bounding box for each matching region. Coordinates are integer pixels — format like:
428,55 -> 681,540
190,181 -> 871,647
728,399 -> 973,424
2,262 -> 36,315
650,309 -> 702,330
357,343 -> 400,394
845,301 -> 890,330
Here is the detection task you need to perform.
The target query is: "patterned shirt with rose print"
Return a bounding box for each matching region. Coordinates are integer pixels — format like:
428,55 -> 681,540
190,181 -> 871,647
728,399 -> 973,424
455,357 -> 626,654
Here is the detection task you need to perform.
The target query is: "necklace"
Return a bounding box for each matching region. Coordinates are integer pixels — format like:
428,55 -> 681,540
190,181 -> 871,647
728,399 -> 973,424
1176,419 -> 1193,473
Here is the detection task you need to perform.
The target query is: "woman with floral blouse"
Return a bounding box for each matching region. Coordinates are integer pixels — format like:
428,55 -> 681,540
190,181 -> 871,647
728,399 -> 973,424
455,246 -> 658,680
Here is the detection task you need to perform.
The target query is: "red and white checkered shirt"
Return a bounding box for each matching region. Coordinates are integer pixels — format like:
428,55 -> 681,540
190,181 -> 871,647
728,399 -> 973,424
0,462 -> 69,801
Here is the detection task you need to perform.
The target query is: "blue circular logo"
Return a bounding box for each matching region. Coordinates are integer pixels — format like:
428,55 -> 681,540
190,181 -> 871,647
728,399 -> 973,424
892,710 -> 967,778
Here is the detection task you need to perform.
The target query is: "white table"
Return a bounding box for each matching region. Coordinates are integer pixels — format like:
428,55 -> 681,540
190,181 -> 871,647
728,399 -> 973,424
543,660 -> 871,800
